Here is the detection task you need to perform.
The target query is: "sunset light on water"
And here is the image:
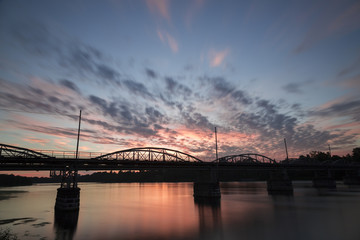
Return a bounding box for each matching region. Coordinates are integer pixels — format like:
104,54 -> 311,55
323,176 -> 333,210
1,1 -> 360,239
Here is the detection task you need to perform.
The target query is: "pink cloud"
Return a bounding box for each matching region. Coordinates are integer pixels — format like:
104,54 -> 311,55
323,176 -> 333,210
23,137 -> 49,145
157,29 -> 179,53
209,48 -> 230,67
146,0 -> 170,22
325,121 -> 360,130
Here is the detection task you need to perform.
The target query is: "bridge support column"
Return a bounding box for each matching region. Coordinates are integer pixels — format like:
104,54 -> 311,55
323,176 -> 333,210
312,170 -> 336,189
193,168 -> 221,200
343,170 -> 360,186
55,168 -> 80,211
267,170 -> 293,195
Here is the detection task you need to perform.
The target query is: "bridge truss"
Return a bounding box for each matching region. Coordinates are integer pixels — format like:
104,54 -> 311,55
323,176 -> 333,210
216,153 -> 276,164
95,147 -> 203,162
0,143 -> 53,159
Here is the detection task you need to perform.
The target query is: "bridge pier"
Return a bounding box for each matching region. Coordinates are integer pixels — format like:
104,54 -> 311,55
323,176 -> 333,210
343,170 -> 360,186
267,170 -> 293,195
193,168 -> 221,200
312,170 -> 336,189
55,168 -> 80,211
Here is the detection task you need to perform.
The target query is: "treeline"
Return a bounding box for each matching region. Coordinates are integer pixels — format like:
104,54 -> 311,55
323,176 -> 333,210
79,169 -> 199,183
0,174 -> 32,187
295,147 -> 360,163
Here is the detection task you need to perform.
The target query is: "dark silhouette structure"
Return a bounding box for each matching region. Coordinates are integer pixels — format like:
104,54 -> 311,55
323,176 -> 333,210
1,143 -> 360,195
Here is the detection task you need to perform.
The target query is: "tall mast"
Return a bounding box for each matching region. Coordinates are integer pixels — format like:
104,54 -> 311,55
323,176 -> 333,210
284,138 -> 289,160
75,110 -> 82,159
215,127 -> 218,162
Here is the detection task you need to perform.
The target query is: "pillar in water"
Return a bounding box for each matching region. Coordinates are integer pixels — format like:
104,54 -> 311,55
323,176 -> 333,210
193,168 -> 221,199
267,170 -> 293,195
55,168 -> 80,211
312,170 -> 336,189
343,170 -> 360,186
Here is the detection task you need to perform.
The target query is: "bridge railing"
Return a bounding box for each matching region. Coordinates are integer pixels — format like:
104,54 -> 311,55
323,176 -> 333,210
36,150 -> 104,159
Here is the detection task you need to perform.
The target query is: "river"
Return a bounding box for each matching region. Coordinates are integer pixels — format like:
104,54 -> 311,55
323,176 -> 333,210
1,182 -> 360,240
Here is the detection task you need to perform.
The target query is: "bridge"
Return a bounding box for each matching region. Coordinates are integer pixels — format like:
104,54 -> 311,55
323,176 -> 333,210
2,143 -> 360,201
0,143 -> 358,172
0,143 -> 280,170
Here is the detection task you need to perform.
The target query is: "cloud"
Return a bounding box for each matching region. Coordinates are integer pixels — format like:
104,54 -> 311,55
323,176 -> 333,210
123,79 -> 153,99
97,64 -> 120,82
3,17 -> 360,160
295,1 -> 360,53
202,76 -> 253,106
59,79 -> 81,93
146,68 -> 157,79
11,21 -> 122,87
282,83 -> 303,94
157,29 -> 179,53
146,0 -> 171,22
164,77 -> 192,97
1,71 -> 359,159
63,43 -> 121,86
87,93 -> 170,138
0,78 -> 79,115
310,98 -> 360,121
282,80 -> 314,94
209,49 -> 229,67
181,111 -> 214,131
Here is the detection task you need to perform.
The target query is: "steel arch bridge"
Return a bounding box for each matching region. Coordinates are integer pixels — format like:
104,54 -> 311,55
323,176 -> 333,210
94,147 -> 203,162
216,153 -> 275,164
0,143 -> 53,159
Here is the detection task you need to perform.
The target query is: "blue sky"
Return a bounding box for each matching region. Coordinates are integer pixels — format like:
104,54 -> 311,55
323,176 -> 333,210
0,0 -> 359,164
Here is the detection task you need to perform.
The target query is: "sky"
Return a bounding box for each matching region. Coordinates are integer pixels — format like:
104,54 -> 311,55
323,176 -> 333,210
1,0 -> 360,168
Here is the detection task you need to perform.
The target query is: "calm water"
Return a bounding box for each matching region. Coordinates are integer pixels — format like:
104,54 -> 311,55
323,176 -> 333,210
1,182 -> 360,240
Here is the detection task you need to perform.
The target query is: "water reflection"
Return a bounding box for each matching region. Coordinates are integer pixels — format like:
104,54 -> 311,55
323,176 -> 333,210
194,198 -> 222,240
54,209 -> 79,240
2,182 -> 360,240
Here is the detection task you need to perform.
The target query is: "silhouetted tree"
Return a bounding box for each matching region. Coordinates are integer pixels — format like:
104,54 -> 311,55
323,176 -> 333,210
330,155 -> 341,161
352,148 -> 360,162
344,153 -> 352,162
309,151 -> 329,162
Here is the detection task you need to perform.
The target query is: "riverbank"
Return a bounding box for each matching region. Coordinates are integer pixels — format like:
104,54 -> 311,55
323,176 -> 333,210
0,175 -> 32,187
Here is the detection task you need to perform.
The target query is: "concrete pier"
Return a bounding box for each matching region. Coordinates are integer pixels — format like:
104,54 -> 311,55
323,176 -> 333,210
313,171 -> 336,189
55,168 -> 80,211
193,168 -> 221,199
55,187 -> 80,211
343,170 -> 360,186
313,177 -> 336,189
267,170 -> 293,195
